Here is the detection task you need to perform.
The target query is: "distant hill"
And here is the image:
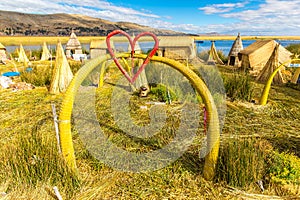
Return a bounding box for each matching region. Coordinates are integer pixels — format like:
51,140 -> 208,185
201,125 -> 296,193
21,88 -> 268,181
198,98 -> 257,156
0,10 -> 185,36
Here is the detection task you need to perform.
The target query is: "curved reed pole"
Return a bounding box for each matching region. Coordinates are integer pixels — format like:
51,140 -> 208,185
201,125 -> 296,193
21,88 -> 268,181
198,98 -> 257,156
58,53 -> 220,180
259,58 -> 300,105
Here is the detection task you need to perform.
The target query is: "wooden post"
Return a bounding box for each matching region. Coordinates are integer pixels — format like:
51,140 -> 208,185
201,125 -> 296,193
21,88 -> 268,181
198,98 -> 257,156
51,103 -> 62,154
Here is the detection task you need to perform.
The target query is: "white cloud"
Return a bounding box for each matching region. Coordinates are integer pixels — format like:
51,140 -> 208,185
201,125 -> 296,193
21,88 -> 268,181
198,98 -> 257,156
0,0 -> 189,33
196,0 -> 300,35
219,0 -> 300,34
199,2 -> 247,14
0,0 -> 160,21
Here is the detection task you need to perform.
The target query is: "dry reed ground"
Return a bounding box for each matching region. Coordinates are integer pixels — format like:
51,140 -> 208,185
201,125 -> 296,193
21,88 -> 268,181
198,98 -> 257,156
0,62 -> 299,199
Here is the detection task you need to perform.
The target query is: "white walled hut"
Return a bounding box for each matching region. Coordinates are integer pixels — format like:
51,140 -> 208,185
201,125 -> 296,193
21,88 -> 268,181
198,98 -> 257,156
65,31 -> 84,60
238,40 -> 292,76
227,33 -> 243,67
157,36 -> 196,60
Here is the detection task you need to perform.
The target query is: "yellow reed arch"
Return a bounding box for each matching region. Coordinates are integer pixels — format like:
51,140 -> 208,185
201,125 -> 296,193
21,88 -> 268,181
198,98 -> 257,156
58,53 -> 220,180
259,58 -> 300,105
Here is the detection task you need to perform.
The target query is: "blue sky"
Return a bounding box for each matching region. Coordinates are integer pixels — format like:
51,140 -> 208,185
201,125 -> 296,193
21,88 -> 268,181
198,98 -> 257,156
0,0 -> 300,35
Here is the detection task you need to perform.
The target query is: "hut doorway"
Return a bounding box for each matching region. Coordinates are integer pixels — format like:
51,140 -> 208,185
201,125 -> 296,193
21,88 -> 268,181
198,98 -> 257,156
229,56 -> 236,66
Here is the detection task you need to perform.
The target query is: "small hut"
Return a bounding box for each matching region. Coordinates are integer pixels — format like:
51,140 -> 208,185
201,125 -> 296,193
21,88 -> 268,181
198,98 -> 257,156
49,41 -> 73,94
291,67 -> 300,84
65,31 -> 85,60
227,33 -> 243,67
18,44 -> 29,63
256,44 -> 285,84
238,40 -> 292,76
207,41 -> 224,65
40,42 -> 51,61
0,43 -> 6,62
90,39 -> 114,59
157,36 -> 196,60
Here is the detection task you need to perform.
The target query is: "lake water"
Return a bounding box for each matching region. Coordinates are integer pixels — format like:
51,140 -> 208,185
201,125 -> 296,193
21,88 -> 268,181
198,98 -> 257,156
196,39 -> 300,56
5,39 -> 300,56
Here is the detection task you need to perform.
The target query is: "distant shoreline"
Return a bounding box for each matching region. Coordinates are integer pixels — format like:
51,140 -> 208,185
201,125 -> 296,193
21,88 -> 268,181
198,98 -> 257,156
1,35 -> 300,46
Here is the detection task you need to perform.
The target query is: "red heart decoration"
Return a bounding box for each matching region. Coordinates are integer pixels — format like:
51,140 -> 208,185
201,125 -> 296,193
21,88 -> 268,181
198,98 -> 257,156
106,30 -> 159,84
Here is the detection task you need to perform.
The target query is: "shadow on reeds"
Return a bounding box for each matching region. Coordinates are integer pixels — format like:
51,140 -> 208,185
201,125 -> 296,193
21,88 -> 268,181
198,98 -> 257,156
106,81 -> 132,91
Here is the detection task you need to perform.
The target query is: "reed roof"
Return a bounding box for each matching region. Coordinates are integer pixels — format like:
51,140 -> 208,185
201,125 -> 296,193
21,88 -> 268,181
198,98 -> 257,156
18,44 -> 29,63
239,40 -> 292,68
239,40 -> 274,55
207,41 -> 224,65
228,33 -> 243,57
90,39 -> 114,49
158,36 -> 195,47
256,44 -> 284,84
41,42 -> 51,61
50,41 -> 73,94
0,43 -> 5,49
66,31 -> 82,50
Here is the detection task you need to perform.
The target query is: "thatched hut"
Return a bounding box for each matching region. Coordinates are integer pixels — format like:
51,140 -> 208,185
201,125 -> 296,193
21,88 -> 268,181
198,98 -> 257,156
227,33 -> 243,67
65,31 -> 83,60
238,40 -> 292,76
256,44 -> 286,84
50,41 -> 73,94
207,41 -> 224,65
18,44 -> 29,63
157,36 -> 196,60
40,42 -> 51,61
0,43 -> 6,62
90,39 -> 114,59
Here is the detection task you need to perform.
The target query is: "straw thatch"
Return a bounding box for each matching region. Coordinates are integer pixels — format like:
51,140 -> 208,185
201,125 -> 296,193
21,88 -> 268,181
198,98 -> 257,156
18,44 -> 29,63
0,42 -> 6,61
157,36 -> 196,60
239,40 -> 292,76
65,31 -> 83,59
207,41 -> 224,65
291,67 -> 300,84
227,33 -> 243,67
49,41 -> 73,94
90,39 -> 114,59
256,44 -> 285,84
40,42 -> 51,61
